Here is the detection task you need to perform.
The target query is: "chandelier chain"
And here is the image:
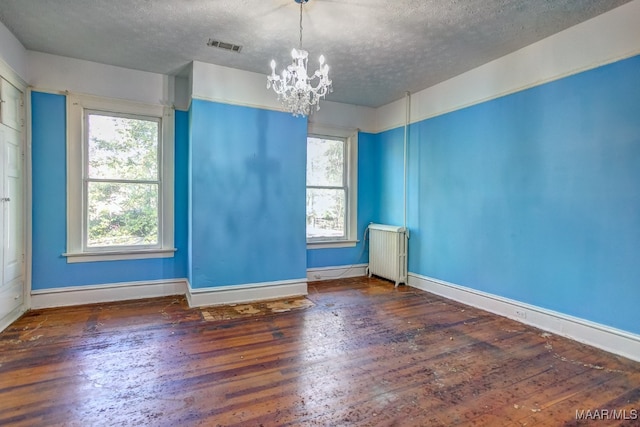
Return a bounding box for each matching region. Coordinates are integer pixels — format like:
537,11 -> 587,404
299,0 -> 303,49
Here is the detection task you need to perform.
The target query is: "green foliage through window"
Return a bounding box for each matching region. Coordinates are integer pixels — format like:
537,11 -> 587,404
85,113 -> 160,247
306,137 -> 346,239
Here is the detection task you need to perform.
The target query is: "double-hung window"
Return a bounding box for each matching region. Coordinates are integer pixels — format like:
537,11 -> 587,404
65,94 -> 174,262
306,125 -> 358,248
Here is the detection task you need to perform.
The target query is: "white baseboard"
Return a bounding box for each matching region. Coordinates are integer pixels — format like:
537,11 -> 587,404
187,278 -> 308,308
408,273 -> 640,363
307,264 -> 367,282
29,276 -> 308,311
30,279 -> 188,309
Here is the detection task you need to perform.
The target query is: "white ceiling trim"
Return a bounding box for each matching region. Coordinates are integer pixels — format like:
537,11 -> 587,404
376,0 -> 640,133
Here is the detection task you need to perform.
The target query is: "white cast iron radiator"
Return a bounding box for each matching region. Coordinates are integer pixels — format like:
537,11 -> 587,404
366,224 -> 408,287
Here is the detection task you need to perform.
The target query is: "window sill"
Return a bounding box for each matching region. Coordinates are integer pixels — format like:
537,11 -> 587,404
63,248 -> 177,263
307,240 -> 358,250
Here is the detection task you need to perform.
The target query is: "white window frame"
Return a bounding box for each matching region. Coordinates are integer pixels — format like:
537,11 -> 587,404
306,124 -> 358,249
64,93 -> 175,263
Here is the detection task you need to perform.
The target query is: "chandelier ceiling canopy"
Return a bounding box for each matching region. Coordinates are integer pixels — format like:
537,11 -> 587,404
267,0 -> 332,117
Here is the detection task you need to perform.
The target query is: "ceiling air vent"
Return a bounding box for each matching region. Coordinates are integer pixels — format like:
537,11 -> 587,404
207,39 -> 242,53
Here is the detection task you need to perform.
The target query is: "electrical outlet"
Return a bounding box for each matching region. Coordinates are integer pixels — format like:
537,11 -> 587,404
515,309 -> 527,319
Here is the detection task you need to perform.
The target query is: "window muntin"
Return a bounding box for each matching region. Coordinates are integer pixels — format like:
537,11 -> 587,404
306,136 -> 348,241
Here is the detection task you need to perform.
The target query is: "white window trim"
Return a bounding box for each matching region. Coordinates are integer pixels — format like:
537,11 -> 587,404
306,124 -> 358,249
64,93 -> 175,263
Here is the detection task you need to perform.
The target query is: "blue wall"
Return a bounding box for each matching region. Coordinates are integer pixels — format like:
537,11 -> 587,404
31,92 -> 188,290
378,55 -> 640,334
189,99 -> 307,288
376,127 -> 406,226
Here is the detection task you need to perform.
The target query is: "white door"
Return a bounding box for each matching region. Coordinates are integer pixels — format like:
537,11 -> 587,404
0,78 -> 24,329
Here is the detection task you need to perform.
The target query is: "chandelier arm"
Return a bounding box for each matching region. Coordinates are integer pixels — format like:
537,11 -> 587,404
307,76 -> 324,92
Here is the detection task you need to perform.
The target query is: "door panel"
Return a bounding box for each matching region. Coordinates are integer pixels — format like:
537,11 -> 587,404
3,126 -> 22,285
0,79 -> 22,131
0,279 -> 22,319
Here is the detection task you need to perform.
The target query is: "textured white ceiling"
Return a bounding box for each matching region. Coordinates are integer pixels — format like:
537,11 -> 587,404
0,0 -> 632,107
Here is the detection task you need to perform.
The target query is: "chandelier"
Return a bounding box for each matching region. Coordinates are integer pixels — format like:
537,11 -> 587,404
267,0 -> 332,117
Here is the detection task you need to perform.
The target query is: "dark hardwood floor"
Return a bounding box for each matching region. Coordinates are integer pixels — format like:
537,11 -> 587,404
1,277 -> 639,426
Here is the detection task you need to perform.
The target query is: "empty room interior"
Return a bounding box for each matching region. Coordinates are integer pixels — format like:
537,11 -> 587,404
1,0 -> 640,425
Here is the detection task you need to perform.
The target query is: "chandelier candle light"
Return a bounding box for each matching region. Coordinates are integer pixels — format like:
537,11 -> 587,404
267,0 -> 332,117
